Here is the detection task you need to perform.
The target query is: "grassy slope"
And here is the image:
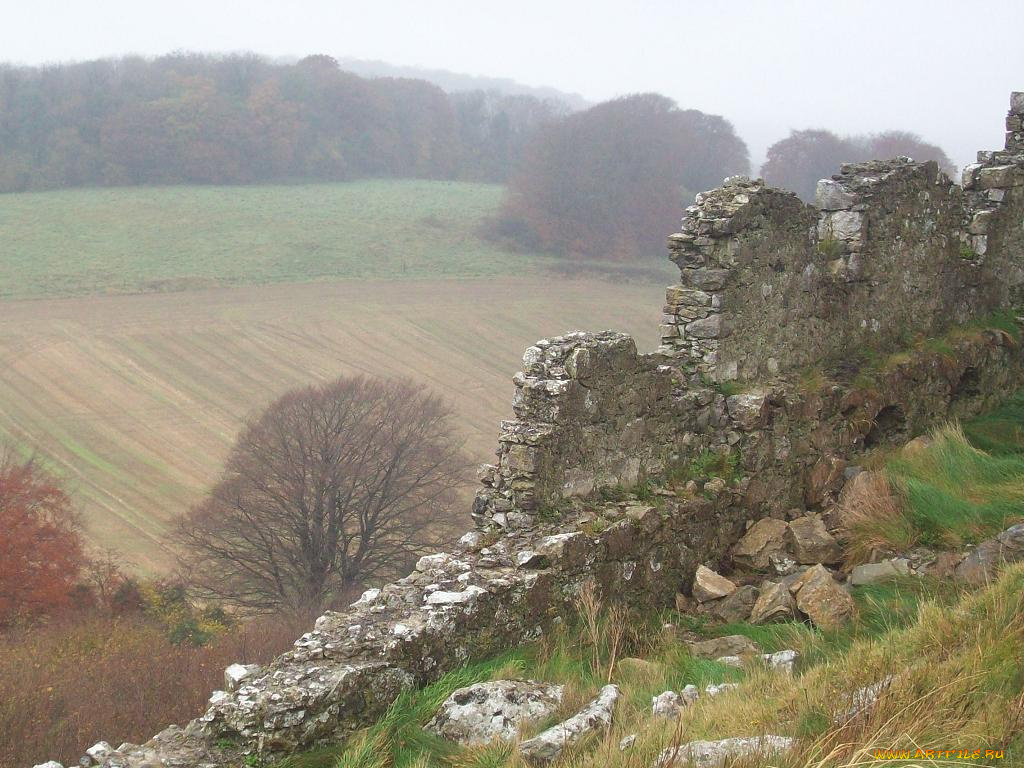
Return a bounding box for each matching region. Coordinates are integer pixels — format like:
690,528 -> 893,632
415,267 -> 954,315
0,180 -> 670,571
0,181 -> 534,298
292,402 -> 1024,768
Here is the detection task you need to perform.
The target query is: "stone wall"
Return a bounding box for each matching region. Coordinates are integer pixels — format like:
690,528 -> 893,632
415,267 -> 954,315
85,93 -> 1024,768
94,489 -> 748,767
660,93 -> 1024,383
472,332 -> 687,528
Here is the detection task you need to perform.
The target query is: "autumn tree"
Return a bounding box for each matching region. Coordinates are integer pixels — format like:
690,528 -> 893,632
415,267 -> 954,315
762,128 -> 955,202
499,93 -> 749,262
0,449 -> 85,626
177,377 -> 468,615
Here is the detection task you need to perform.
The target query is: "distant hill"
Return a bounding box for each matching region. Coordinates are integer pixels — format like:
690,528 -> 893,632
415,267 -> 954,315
336,57 -> 591,110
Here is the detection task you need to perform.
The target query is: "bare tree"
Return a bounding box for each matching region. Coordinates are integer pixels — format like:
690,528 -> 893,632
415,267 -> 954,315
177,376 -> 468,615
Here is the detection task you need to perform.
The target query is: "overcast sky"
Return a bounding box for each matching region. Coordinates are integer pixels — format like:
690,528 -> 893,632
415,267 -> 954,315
4,0 -> 1022,171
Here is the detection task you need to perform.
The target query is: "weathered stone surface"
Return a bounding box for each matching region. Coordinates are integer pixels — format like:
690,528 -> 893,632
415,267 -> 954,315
223,663 -> 260,693
731,519 -> 790,570
32,762 -> 64,768
86,743 -> 114,764
519,684 -> 619,766
762,649 -> 799,674
652,686 -> 699,718
850,558 -> 909,585
426,680 -> 563,746
687,635 -> 761,659
955,524 -> 1024,585
786,516 -> 841,564
654,735 -> 795,768
835,676 -> 894,724
725,391 -> 769,430
691,565 -> 736,602
792,565 -> 856,629
704,584 -> 758,622
749,581 -> 796,624
703,682 -> 739,698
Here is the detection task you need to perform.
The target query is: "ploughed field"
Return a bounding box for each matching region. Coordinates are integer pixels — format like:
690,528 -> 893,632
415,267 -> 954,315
0,181 -> 666,572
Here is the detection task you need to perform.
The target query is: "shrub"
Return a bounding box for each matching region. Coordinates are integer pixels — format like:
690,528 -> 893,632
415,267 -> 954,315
0,613 -> 306,766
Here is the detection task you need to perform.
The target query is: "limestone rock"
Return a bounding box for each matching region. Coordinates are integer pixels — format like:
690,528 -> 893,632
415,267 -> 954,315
850,558 -> 909,585
792,565 -> 856,629
619,734 -> 637,751
654,735 -> 795,768
688,634 -> 761,659
713,655 -> 745,668
786,516 -> 840,564
762,649 -> 799,674
691,565 -> 736,602
519,684 -> 620,766
749,580 -> 796,623
705,584 -> 758,622
725,391 -> 768,431
731,518 -> 790,570
816,179 -> 855,210
85,743 -> 113,765
652,686 -> 699,718
955,524 -> 1024,585
427,680 -> 564,746
835,676 -> 894,724
703,683 -> 739,698
224,663 -> 260,693
32,762 -> 64,768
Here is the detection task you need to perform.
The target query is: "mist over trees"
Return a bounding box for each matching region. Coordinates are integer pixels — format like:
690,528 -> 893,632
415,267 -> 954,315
0,53 -> 565,191
762,129 -> 956,202
496,93 -> 750,262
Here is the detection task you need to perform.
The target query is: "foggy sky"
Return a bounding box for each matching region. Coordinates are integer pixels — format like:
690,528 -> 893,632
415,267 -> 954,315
4,0 -> 1022,172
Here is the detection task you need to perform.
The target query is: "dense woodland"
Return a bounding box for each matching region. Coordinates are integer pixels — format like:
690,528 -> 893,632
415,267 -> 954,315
0,52 -> 957,262
0,53 -> 566,190
497,93 -> 749,261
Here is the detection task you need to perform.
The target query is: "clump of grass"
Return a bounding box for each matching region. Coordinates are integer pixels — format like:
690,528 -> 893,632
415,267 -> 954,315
841,424 -> 1024,559
889,424 -> 1024,548
664,449 -> 741,489
838,470 -> 914,563
963,388 -> 1024,455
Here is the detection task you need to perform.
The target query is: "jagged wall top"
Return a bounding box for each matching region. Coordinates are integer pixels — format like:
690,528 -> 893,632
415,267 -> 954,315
660,92 -> 1024,382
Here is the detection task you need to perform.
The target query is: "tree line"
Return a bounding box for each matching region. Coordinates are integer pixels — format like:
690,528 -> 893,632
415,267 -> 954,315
762,128 -> 956,202
0,52 -> 955,263
0,52 -> 566,191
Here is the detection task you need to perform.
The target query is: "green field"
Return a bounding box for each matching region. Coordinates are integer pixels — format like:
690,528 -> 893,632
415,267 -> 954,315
0,181 -> 671,571
0,180 -> 670,299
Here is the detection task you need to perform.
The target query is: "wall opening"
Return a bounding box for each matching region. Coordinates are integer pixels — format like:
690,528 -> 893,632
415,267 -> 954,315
864,405 -> 908,448
952,367 -> 982,402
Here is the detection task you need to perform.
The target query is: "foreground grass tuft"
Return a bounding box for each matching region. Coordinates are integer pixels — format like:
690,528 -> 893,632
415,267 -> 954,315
842,418 -> 1024,559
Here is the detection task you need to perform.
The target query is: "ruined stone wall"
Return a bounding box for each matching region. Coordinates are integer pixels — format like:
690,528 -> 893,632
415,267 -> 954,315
84,94 -> 1024,768
472,332 -> 690,528
661,94 -> 1024,383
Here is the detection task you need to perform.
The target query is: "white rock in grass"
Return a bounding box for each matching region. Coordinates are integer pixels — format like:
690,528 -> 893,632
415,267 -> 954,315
520,684 -> 620,765
653,735 -> 795,768
427,680 -> 564,745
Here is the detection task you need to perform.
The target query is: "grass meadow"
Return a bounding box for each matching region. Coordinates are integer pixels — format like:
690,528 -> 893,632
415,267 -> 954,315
0,181 -> 668,571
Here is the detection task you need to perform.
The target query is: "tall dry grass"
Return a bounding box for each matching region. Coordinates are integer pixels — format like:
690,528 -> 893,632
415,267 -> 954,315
840,424 -> 1024,563
0,613 -> 306,767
